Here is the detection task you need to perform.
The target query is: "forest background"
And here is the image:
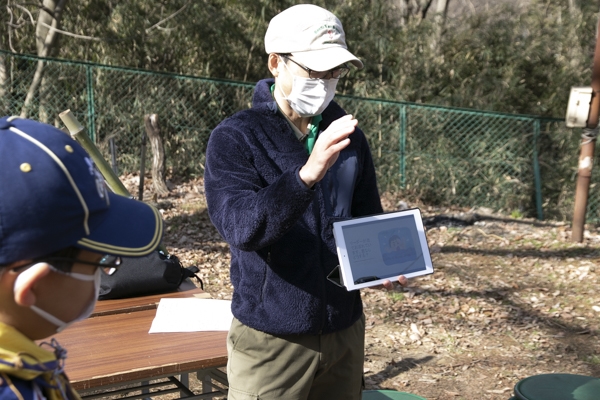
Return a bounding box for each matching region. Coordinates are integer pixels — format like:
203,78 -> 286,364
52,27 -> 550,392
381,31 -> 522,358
3,1 -> 600,219
2,0 -> 598,120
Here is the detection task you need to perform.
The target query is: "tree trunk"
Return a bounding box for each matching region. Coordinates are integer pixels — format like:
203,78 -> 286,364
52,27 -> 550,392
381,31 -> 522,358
434,0 -> 450,27
20,0 -> 67,119
398,0 -> 434,25
567,0 -> 578,16
143,114 -> 170,197
431,0 -> 450,53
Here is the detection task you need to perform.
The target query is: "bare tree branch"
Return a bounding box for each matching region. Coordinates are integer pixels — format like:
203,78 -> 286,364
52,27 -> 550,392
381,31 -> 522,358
15,4 -> 35,25
465,0 -> 476,15
7,2 -> 14,26
7,2 -> 18,52
146,2 -> 189,33
156,26 -> 176,32
20,0 -> 68,119
6,3 -> 33,28
421,0 -> 433,19
6,21 -> 27,28
398,0 -> 435,25
39,21 -> 102,41
38,6 -> 55,18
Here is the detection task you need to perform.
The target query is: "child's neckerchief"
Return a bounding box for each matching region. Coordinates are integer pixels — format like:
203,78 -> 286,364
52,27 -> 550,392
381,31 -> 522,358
0,322 -> 80,400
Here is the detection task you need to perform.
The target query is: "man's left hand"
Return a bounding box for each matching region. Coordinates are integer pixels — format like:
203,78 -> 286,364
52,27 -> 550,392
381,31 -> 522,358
378,275 -> 408,291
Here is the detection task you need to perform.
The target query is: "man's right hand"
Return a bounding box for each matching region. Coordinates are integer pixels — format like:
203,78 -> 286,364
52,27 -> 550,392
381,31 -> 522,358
299,115 -> 358,188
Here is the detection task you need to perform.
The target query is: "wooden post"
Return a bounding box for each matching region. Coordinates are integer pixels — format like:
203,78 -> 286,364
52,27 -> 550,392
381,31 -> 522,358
143,114 -> 170,197
59,109 -> 130,196
572,17 -> 600,242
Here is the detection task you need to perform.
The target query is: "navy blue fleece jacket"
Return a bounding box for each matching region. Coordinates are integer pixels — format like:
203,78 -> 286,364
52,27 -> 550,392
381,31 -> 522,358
204,78 -> 383,335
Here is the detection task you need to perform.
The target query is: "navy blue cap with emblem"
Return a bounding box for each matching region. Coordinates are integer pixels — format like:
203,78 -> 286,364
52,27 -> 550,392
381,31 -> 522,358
0,116 -> 163,265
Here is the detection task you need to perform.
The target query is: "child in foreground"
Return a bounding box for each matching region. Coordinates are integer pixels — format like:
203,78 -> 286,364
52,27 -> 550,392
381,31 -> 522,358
0,116 -> 164,399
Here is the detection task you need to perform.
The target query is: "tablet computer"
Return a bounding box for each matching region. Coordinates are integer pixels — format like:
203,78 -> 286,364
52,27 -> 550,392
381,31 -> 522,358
330,208 -> 434,291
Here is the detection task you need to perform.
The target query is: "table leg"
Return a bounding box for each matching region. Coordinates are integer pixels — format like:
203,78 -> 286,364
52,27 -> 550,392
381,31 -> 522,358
202,372 -> 213,396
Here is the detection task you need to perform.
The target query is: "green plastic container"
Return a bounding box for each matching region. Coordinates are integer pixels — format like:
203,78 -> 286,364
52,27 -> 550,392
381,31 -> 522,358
513,373 -> 600,400
362,390 -> 427,400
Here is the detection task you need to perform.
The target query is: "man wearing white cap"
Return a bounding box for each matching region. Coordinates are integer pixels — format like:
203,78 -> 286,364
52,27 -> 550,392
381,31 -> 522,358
205,4 -> 407,399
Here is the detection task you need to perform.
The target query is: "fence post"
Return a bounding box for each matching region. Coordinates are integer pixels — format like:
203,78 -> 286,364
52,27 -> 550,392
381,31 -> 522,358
532,119 -> 543,220
400,104 -> 407,189
86,65 -> 96,142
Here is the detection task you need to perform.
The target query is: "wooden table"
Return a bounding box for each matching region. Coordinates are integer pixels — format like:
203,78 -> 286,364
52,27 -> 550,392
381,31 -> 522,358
47,288 -> 229,399
91,286 -> 211,317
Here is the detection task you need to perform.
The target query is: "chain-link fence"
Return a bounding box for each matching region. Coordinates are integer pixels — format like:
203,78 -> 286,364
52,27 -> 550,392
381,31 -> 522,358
1,50 -> 598,223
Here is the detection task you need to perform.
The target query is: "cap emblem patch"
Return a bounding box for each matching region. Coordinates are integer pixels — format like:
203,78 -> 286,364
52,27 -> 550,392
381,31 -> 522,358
85,157 -> 109,203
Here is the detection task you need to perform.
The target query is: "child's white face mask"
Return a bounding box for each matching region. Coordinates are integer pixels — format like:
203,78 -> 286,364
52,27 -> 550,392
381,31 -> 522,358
280,59 -> 338,117
14,263 -> 101,333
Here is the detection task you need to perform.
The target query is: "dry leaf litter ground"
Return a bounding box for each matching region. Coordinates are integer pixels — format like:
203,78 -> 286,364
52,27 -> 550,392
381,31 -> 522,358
120,175 -> 600,400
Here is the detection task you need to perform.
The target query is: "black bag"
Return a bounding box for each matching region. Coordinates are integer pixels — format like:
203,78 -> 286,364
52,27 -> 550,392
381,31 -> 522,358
98,250 -> 203,300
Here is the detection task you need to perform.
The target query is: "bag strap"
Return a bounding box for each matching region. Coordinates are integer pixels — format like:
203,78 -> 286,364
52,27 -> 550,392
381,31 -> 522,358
161,253 -> 204,290
183,265 -> 204,290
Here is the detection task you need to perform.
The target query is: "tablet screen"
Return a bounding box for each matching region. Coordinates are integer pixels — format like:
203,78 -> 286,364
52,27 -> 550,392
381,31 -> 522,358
332,208 -> 434,290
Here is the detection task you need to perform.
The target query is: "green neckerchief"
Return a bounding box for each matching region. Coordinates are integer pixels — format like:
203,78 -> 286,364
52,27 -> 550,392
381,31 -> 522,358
305,114 -> 322,155
270,84 -> 322,155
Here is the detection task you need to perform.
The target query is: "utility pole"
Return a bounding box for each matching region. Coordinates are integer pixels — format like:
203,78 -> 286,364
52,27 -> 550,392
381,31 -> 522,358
572,17 -> 600,242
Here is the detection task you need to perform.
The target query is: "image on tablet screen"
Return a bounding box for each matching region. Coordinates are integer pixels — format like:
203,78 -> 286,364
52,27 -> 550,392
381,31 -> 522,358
378,227 -> 418,266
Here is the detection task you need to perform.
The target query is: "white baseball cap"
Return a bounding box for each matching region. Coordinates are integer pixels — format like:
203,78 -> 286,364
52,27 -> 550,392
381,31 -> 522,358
264,4 -> 364,72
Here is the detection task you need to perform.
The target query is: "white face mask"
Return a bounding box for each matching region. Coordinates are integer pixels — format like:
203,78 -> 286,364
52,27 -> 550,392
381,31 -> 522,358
280,60 -> 338,117
14,263 -> 101,333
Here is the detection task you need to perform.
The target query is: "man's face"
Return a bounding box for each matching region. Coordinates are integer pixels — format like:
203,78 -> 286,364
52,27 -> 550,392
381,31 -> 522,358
276,55 -> 347,97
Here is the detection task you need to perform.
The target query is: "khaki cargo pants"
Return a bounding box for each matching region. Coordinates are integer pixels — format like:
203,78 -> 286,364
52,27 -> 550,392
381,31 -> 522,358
226,315 -> 365,400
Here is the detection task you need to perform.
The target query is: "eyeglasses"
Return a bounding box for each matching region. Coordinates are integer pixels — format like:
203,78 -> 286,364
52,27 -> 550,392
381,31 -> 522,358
30,247 -> 122,276
280,55 -> 349,80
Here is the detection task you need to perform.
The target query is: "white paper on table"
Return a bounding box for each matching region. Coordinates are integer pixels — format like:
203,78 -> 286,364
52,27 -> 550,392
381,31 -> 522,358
148,298 -> 233,333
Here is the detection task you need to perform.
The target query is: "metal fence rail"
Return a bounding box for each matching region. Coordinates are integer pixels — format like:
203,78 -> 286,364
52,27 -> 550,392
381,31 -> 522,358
1,50 -> 597,223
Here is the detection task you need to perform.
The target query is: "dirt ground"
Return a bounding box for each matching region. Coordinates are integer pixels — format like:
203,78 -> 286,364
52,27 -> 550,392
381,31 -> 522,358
124,175 -> 600,400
